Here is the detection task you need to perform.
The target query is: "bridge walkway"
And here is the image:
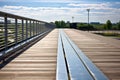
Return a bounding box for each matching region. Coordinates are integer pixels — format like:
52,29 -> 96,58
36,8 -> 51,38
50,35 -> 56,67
0,29 -> 58,80
0,29 -> 120,80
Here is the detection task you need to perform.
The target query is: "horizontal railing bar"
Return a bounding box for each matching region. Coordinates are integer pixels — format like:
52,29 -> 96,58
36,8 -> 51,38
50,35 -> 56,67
0,11 -> 55,68
0,11 -> 48,24
0,29 -> 51,68
0,30 -> 50,56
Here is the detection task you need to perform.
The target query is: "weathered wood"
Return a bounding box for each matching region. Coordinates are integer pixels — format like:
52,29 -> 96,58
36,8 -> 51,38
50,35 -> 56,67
0,29 -> 58,80
0,29 -> 120,80
65,29 -> 120,80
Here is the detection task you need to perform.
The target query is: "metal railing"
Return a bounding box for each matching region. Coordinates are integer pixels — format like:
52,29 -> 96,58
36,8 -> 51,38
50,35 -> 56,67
0,11 -> 55,65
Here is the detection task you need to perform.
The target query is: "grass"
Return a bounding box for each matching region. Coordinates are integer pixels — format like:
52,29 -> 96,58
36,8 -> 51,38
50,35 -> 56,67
95,32 -> 120,40
92,24 -> 104,30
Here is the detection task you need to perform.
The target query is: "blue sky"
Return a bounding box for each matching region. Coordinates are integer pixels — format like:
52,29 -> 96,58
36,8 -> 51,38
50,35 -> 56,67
0,0 -> 120,23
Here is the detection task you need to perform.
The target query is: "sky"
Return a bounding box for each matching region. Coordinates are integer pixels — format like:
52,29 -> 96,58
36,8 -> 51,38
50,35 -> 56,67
0,0 -> 120,23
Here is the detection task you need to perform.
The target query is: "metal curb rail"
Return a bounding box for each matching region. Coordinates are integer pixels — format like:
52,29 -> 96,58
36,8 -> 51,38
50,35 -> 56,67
56,30 -> 68,80
56,29 -> 109,80
63,30 -> 109,80
61,30 -> 93,80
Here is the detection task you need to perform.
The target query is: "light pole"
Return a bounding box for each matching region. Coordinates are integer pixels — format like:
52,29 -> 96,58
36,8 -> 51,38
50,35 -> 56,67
87,9 -> 90,31
72,16 -> 74,23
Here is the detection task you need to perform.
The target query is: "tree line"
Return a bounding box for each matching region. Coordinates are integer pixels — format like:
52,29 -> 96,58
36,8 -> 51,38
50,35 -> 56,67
55,21 -> 70,28
54,20 -> 120,30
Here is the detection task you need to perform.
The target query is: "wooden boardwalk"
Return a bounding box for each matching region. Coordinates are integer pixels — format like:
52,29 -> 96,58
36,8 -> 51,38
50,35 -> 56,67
0,29 -> 120,80
64,29 -> 120,80
0,29 -> 58,80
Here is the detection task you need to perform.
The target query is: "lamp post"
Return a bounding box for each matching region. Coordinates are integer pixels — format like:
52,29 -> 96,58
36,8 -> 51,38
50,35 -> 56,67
72,16 -> 74,23
87,9 -> 90,31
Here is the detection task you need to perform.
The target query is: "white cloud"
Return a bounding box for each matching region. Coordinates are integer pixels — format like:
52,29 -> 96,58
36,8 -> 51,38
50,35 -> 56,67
34,0 -> 73,2
0,0 -> 82,3
68,3 -> 111,10
0,5 -> 120,23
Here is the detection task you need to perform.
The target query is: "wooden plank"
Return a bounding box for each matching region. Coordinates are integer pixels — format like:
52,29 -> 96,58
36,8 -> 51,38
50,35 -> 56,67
0,29 -> 58,80
64,29 -> 120,80
63,30 -> 108,80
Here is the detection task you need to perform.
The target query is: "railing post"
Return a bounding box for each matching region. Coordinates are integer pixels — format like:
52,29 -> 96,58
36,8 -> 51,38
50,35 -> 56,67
26,20 -> 28,39
33,21 -> 35,36
4,15 -> 8,54
37,21 -> 39,34
30,20 -> 31,37
15,18 -> 18,44
39,22 -> 40,34
37,22 -> 39,34
41,23 -> 43,33
22,19 -> 24,41
40,22 -> 41,33
31,21 -> 33,37
36,21 -> 38,35
36,21 -> 37,35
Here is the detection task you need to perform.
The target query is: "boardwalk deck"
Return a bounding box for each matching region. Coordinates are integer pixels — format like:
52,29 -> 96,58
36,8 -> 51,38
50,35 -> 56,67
0,29 -> 120,80
64,29 -> 120,80
0,29 -> 58,80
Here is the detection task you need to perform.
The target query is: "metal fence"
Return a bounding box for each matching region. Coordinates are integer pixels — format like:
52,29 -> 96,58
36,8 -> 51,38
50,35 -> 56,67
0,11 -> 55,57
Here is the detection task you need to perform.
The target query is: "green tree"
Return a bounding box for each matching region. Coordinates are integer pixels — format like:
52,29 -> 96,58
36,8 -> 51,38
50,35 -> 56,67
61,20 -> 66,28
117,21 -> 120,30
55,21 -> 66,28
106,20 -> 112,30
103,24 -> 107,30
55,21 -> 60,28
65,21 -> 70,28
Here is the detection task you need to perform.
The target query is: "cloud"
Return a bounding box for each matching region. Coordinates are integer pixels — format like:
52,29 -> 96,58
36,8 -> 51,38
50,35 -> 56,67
34,0 -> 73,2
0,6 -> 77,21
68,3 -> 111,10
0,5 -> 120,23
0,0 -> 81,3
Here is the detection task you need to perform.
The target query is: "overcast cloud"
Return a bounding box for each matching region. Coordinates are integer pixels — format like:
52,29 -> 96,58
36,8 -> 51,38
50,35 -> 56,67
0,0 -> 120,23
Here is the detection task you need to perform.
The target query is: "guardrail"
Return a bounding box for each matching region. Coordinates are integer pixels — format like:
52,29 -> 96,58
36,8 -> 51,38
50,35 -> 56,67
0,11 -> 55,68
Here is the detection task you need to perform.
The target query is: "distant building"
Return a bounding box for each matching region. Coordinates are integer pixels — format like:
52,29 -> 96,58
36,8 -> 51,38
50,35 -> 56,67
70,22 -> 87,29
70,23 -> 77,29
90,22 -> 100,24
